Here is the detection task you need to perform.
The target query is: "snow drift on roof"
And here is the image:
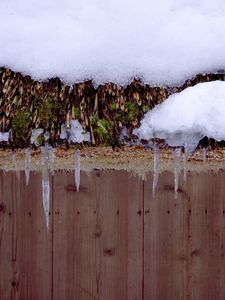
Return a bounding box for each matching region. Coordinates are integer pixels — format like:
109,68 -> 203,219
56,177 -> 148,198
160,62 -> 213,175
134,81 -> 225,151
0,0 -> 225,85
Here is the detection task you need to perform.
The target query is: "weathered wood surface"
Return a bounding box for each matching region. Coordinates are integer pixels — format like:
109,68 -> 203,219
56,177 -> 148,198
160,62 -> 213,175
53,170 -> 143,300
144,171 -> 225,300
0,169 -> 225,299
0,171 -> 52,300
144,172 -> 188,300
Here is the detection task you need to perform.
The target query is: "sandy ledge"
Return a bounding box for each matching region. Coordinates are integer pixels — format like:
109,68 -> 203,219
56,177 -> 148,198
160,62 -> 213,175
1,146 -> 225,178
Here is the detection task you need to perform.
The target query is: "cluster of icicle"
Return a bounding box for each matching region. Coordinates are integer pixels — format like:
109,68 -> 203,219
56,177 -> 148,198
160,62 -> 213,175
11,146 -> 81,231
152,145 -> 207,199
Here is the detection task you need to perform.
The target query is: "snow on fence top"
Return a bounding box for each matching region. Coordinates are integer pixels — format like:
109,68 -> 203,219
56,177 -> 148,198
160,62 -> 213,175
0,0 -> 225,86
134,81 -> 225,152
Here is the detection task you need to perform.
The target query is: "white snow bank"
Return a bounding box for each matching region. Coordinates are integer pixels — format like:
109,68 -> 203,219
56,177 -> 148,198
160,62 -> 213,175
134,81 -> 225,152
0,0 -> 225,85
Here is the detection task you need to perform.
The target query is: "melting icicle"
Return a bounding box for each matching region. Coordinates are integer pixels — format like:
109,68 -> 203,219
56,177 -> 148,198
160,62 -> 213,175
25,148 -> 31,186
49,147 -> 55,176
75,149 -> 81,192
12,151 -> 20,180
182,151 -> 188,181
173,148 -> 181,199
152,147 -> 159,197
41,146 -> 50,230
202,147 -> 207,162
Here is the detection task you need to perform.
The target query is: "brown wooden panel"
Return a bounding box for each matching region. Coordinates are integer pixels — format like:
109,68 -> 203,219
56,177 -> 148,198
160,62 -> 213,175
53,170 -> 143,300
144,171 -> 189,300
144,170 -> 225,300
0,171 -> 52,300
186,171 -> 225,300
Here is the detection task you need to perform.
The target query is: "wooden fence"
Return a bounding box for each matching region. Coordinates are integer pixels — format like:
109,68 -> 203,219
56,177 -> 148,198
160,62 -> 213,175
0,169 -> 225,299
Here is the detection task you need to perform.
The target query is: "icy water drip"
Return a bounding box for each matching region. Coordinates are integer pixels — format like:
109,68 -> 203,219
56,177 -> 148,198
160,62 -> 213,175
173,148 -> 181,199
41,146 -> 52,230
75,149 -> 81,192
152,147 -> 160,197
25,148 -> 31,186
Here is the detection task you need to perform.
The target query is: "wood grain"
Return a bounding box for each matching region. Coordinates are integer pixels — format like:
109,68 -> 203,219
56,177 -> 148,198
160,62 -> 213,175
144,171 -> 188,300
52,170 -> 143,300
186,171 -> 225,300
0,171 -> 52,300
1,168 -> 225,299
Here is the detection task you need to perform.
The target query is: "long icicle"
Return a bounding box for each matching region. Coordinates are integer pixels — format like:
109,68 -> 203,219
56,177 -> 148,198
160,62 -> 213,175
173,148 -> 181,199
152,146 -> 159,197
75,149 -> 81,192
41,146 -> 50,231
182,150 -> 188,182
49,147 -> 55,176
25,148 -> 31,186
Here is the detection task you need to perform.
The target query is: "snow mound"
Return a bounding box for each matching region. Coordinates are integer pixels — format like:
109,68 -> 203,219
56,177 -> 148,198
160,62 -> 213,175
134,81 -> 225,151
0,0 -> 225,85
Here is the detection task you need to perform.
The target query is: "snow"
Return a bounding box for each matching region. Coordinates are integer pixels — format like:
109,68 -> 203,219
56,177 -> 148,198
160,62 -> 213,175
135,81 -> 225,151
0,0 -> 225,85
60,120 -> 90,143
0,132 -> 9,142
31,128 -> 43,145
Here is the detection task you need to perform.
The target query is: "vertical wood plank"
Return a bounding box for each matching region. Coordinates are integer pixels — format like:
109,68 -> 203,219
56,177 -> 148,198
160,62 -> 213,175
144,169 -> 225,300
0,171 -> 52,300
144,171 -> 189,300
187,171 -> 225,300
53,170 -> 143,300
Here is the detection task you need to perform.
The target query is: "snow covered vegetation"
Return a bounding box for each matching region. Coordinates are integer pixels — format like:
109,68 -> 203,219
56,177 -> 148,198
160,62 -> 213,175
0,0 -> 225,85
135,81 -> 225,152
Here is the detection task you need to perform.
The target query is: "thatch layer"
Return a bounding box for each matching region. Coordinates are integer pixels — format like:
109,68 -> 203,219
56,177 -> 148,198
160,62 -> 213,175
1,67 -> 225,148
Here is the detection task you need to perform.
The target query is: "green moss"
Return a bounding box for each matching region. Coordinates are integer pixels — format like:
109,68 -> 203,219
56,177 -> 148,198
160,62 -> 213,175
73,105 -> 80,119
110,102 -> 117,111
37,134 -> 44,146
113,101 -> 139,125
124,101 -> 135,111
94,119 -> 112,144
90,114 -> 99,126
142,104 -> 150,113
31,95 -> 67,129
39,97 -> 57,127
12,111 -> 31,147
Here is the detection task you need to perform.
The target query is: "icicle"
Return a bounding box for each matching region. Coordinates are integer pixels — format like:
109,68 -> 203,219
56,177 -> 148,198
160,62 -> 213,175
152,146 -> 159,197
41,146 -> 50,230
75,149 -> 81,192
49,147 -> 55,176
12,151 -> 20,180
173,148 -> 181,199
202,147 -> 207,162
25,148 -> 31,186
182,151 -> 188,181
